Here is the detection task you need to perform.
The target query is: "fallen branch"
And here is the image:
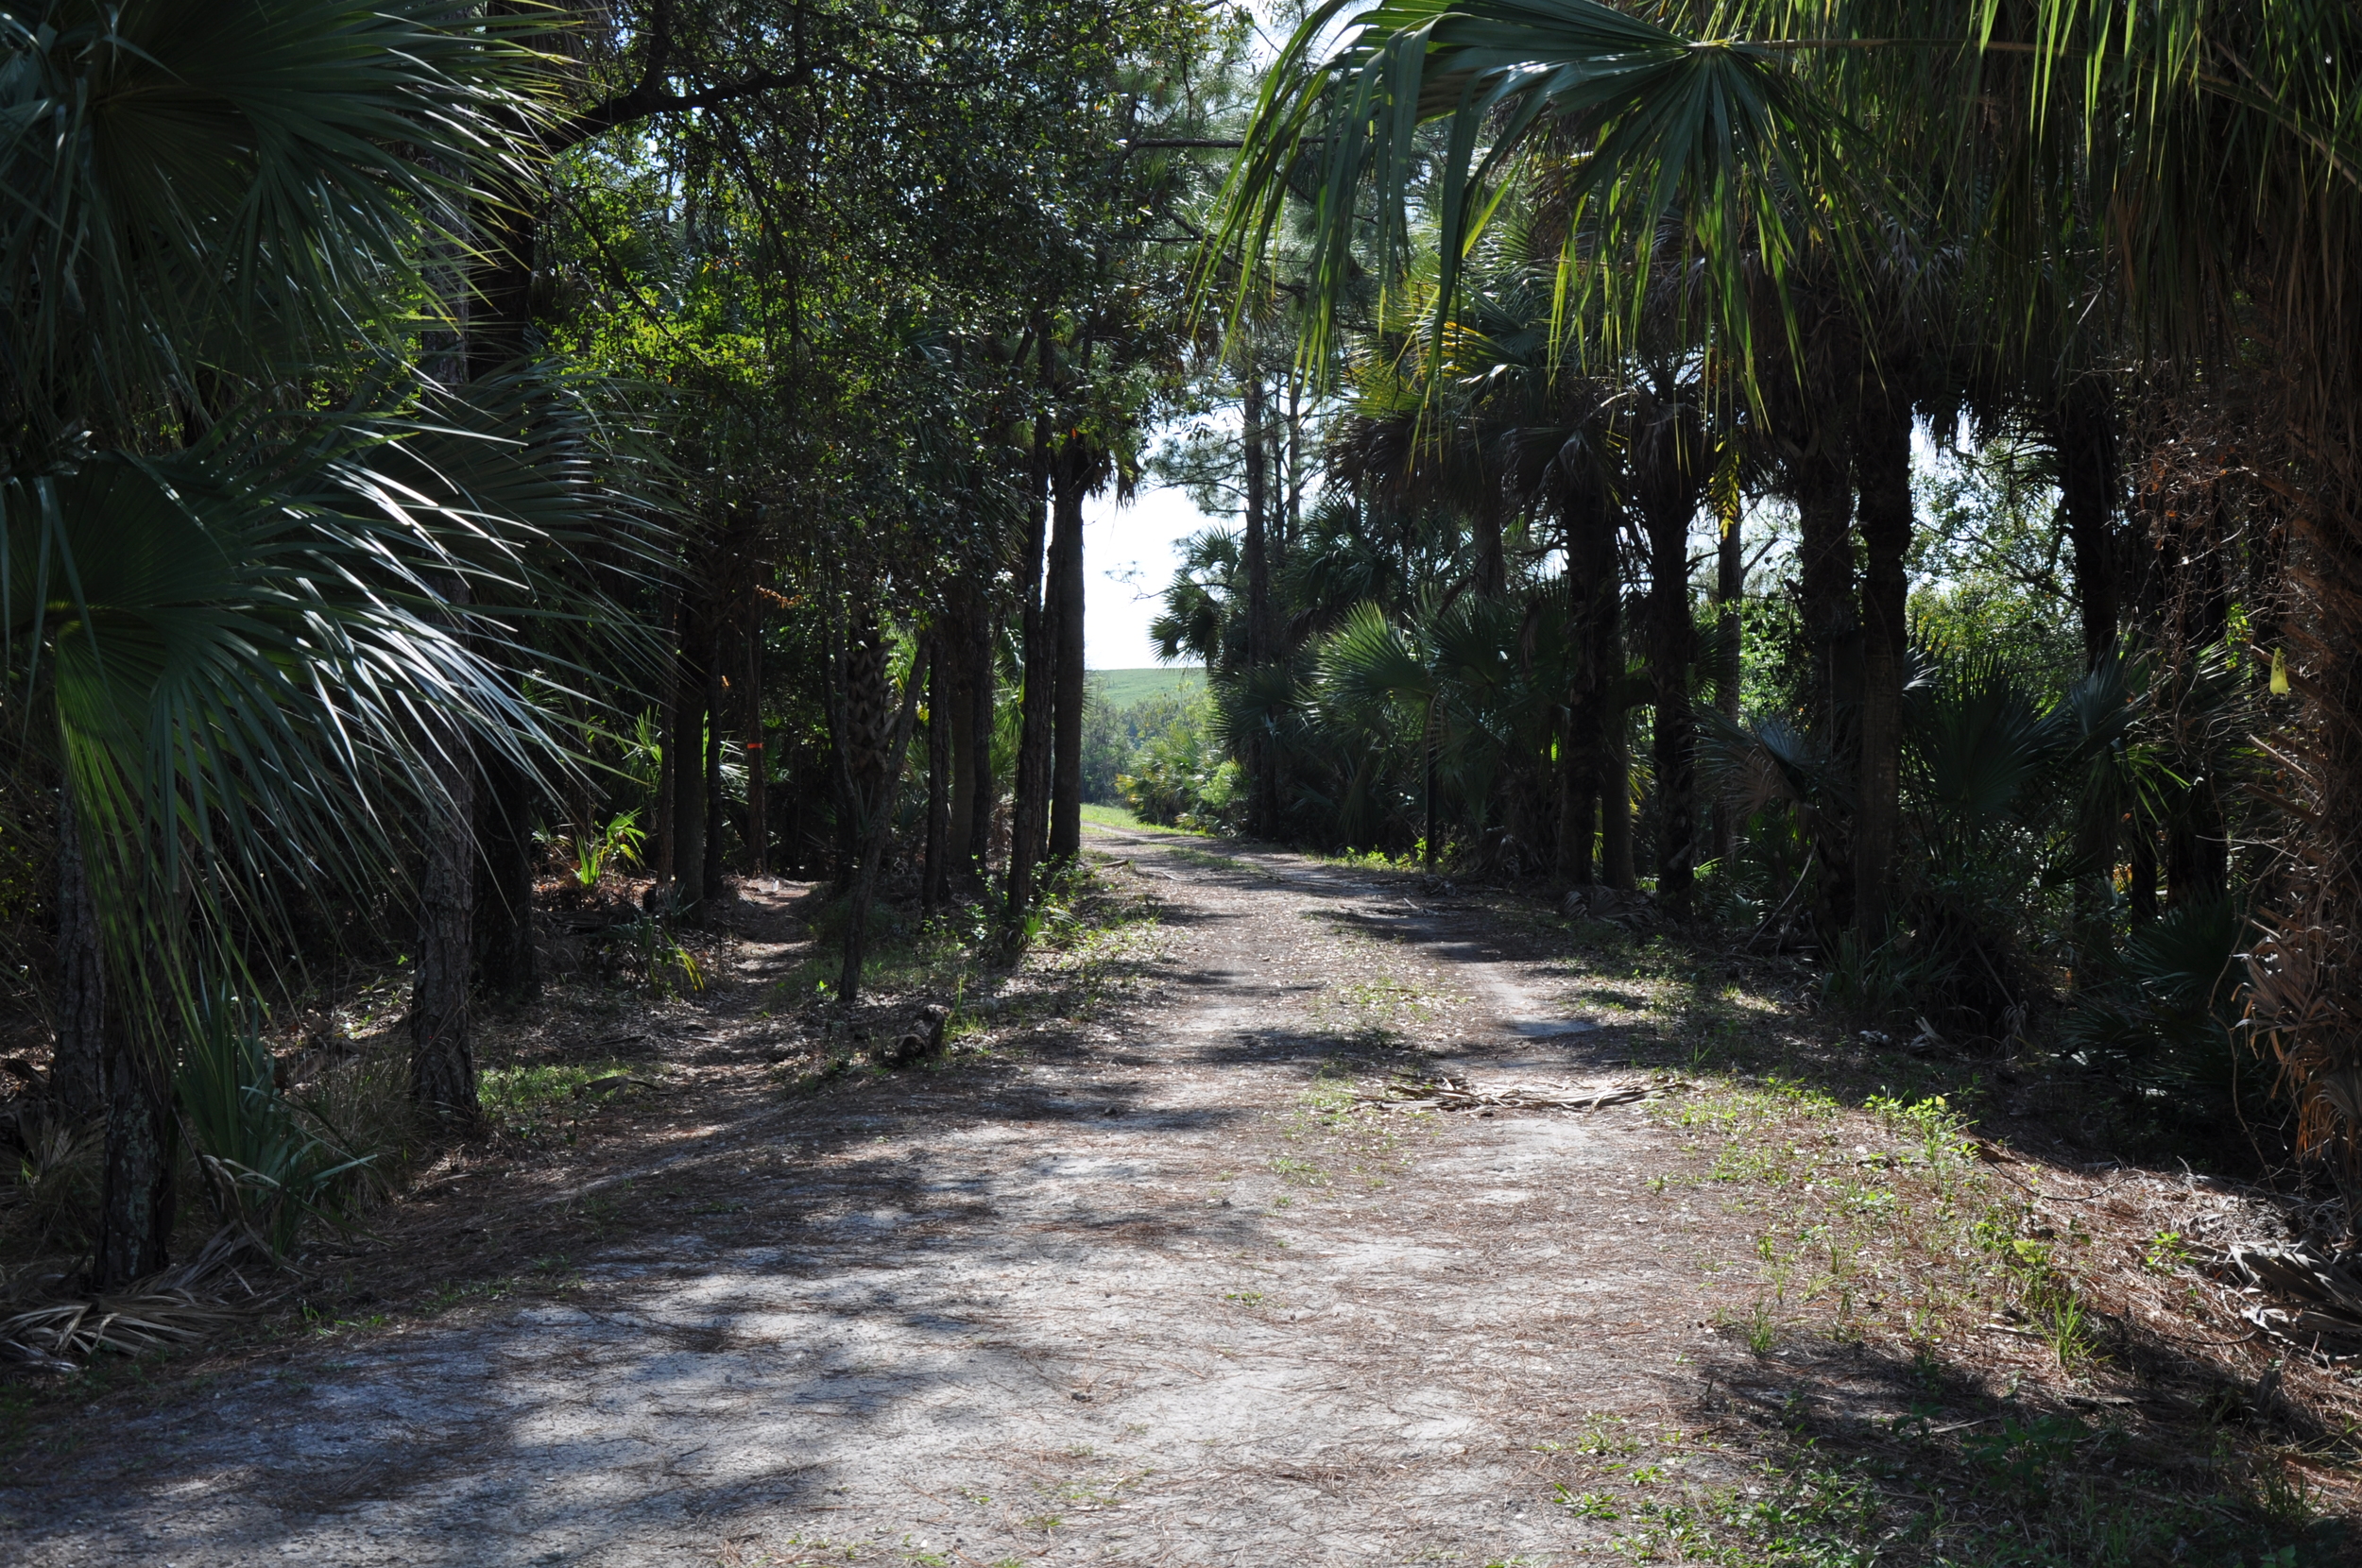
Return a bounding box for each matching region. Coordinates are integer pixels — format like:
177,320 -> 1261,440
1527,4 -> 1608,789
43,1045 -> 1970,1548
1359,1072 -> 1686,1114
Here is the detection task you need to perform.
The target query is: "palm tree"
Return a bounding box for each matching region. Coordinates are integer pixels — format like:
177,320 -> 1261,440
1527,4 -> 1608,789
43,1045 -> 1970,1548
1,2 -> 646,1287
1211,0 -> 2362,1165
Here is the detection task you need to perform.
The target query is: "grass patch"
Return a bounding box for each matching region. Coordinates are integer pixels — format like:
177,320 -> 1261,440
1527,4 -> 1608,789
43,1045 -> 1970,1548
478,1059 -> 656,1142
1079,802 -> 1193,835
1163,844 -> 1276,878
1088,666 -> 1202,707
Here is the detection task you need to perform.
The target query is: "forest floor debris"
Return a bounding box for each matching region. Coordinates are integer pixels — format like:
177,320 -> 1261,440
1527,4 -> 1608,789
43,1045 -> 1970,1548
1,829 -> 2355,1565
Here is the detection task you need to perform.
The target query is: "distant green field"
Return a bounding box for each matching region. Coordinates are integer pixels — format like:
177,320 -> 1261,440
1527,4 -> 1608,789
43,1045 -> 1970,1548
1088,666 -> 1203,708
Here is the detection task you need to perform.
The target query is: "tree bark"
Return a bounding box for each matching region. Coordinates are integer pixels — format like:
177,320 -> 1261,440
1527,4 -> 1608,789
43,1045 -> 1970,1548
1712,490 -> 1744,870
745,603 -> 767,877
1637,419 -> 1704,915
2053,383 -> 2119,671
670,588 -> 708,912
968,597 -> 998,876
702,616 -> 726,901
93,1002 -> 172,1289
472,741 -> 537,1001
1422,725 -> 1439,872
1049,447 -> 1088,862
1242,370 -> 1279,838
1556,486 -> 1620,885
924,628 -> 951,910
1008,411 -> 1055,925
411,597 -> 481,1126
1792,446 -> 1860,929
1473,482 -> 1507,597
1852,379 -> 1915,934
838,640 -> 932,1006
651,583 -> 678,889
945,588 -> 977,874
1601,711 -> 1636,891
52,792 -> 106,1122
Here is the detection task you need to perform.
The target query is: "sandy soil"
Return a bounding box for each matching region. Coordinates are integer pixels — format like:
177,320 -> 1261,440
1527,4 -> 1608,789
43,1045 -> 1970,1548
9,826 -> 2334,1565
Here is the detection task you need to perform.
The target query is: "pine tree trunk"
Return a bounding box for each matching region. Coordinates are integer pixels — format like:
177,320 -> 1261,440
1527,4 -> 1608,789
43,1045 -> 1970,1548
670,590 -> 708,912
652,585 -> 678,889
1049,450 -> 1087,862
745,605 -> 768,878
1853,381 -> 1915,934
839,640 -> 933,1006
925,635 -> 950,910
1243,371 -> 1278,838
411,593 -> 481,1125
52,791 -> 106,1123
968,598 -> 998,875
946,588 -> 978,873
702,621 -> 725,902
1009,415 -> 1054,924
1792,446 -> 1860,929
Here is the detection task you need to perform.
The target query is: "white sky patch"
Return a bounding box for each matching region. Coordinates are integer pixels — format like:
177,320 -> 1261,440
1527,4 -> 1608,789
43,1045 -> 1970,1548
1084,479 -> 1223,669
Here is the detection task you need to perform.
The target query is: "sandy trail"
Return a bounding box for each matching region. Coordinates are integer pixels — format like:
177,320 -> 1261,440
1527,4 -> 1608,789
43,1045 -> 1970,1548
6,828 -> 1796,1568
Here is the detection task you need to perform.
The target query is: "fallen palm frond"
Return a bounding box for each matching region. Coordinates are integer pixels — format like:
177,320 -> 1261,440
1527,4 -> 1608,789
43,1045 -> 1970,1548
0,1290 -> 243,1366
1360,1071 -> 1686,1113
2202,1238 -> 2362,1350
0,1220 -> 289,1372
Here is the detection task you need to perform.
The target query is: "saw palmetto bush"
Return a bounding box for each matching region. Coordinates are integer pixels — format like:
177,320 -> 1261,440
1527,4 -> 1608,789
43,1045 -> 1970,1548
173,995 -> 377,1258
1,2 -> 659,1287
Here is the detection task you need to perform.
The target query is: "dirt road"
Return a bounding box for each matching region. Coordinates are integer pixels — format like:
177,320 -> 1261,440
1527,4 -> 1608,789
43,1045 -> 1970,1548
4,828 -> 1826,1567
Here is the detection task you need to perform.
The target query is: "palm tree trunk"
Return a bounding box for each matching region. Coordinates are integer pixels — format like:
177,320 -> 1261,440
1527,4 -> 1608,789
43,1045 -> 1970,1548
1557,490 -> 1620,884
52,791 -> 106,1122
1602,709 -> 1636,891
1422,724 -> 1439,872
1555,713 -> 1596,886
1713,491 -> 1744,869
2053,383 -> 2120,671
1853,380 -> 1915,934
1792,446 -> 1860,929
1640,464 -> 1701,915
85,785 -> 174,1288
1049,449 -> 1087,862
411,588 -> 481,1125
472,740 -> 537,1001
94,1002 -> 173,1289
1473,486 -> 1508,597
